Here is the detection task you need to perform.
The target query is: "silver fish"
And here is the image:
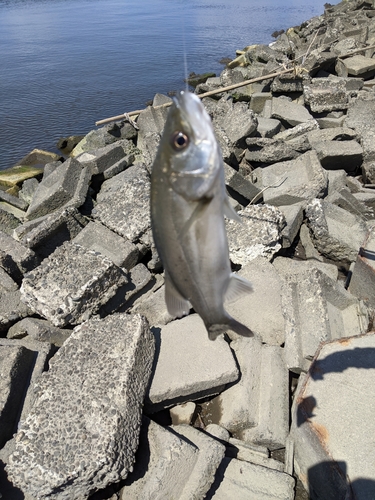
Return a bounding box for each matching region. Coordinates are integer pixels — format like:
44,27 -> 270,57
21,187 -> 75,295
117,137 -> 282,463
150,91 -> 253,340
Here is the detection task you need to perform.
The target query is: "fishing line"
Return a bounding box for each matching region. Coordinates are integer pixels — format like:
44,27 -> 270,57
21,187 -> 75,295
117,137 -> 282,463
182,16 -> 189,91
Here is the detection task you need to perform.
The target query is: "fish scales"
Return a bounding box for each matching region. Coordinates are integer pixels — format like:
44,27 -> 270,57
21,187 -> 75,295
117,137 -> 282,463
150,91 -> 253,340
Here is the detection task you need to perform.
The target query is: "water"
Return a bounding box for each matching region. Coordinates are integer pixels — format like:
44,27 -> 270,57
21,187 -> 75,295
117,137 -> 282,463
0,0 -> 338,170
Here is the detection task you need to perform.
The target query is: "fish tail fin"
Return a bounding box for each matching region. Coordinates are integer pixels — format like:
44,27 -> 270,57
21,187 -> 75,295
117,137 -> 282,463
207,315 -> 253,341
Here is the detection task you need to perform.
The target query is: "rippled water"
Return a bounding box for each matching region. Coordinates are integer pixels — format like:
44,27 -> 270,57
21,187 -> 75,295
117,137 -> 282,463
0,0 -> 338,170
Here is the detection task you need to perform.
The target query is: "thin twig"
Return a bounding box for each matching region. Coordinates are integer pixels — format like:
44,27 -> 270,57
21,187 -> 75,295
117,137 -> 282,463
249,177 -> 288,205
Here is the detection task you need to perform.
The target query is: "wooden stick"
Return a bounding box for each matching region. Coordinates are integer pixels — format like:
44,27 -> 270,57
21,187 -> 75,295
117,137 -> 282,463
95,67 -> 294,126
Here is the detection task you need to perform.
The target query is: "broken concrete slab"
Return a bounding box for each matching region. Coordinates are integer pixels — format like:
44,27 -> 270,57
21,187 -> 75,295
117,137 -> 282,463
226,437 -> 284,472
205,457 -> 295,500
0,203 -> 25,234
278,203 -> 304,248
338,54 -> 375,77
6,313 -> 154,500
76,140 -> 134,176
261,151 -> 328,206
281,267 -> 368,373
92,164 -> 151,244
0,165 -> 43,189
226,257 -> 285,345
349,226 -> 375,308
0,230 -> 39,282
313,140 -> 363,173
303,78 -> 349,112
25,158 -> 91,220
172,424 -> 226,500
21,241 -> 127,327
131,280 -> 173,327
326,187 -> 372,219
7,317 -> 71,347
256,117 -> 282,138
146,314 -> 239,412
0,274 -> 30,333
224,163 -> 261,202
170,402 -> 197,425
274,119 -> 319,142
305,198 -> 369,263
72,220 -> 139,270
226,204 -> 286,265
245,137 -> 302,166
213,98 -> 258,147
291,333 -> 375,500
271,96 -> 315,126
120,417 -> 198,500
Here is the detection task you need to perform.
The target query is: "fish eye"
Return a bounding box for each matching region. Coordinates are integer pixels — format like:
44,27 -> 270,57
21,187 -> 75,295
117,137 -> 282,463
171,131 -> 189,150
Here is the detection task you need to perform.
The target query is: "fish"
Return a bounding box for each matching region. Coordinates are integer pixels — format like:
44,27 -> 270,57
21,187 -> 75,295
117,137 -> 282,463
150,90 -> 253,340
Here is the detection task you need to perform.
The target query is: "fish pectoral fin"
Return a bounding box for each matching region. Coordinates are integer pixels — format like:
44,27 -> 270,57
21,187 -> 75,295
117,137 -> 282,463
223,196 -> 242,222
225,273 -> 253,304
165,273 -> 191,318
178,199 -> 211,240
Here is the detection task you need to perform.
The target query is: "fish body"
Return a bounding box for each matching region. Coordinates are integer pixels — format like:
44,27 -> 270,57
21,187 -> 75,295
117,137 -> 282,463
150,91 -> 253,340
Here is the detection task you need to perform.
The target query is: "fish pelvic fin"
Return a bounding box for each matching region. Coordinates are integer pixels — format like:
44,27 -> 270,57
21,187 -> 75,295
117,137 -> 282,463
165,271 -> 191,318
225,273 -> 253,304
207,316 -> 253,341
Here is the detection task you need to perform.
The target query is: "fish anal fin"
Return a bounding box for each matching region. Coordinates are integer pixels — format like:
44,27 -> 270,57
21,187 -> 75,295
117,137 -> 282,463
165,273 -> 191,318
223,197 -> 241,222
225,273 -> 253,304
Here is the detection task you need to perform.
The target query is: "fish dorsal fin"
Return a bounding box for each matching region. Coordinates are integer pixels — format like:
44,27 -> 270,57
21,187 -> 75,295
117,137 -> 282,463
165,272 -> 191,318
225,273 -> 253,304
223,196 -> 241,222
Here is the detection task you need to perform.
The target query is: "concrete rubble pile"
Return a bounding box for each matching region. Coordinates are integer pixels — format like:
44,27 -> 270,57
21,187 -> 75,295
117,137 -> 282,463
1,0 -> 375,498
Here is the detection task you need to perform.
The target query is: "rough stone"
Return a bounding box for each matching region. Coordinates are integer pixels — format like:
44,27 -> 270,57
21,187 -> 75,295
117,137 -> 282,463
7,317 -> 71,347
76,140 -> 132,176
256,117 -> 282,138
25,158 -> 91,220
226,437 -> 284,472
349,226 -> 375,308
0,165 -> 43,189
245,138 -> 303,166
271,97 -> 315,126
326,187 -> 372,219
132,280 -> 173,327
313,140 -> 363,173
291,333 -> 375,500
73,220 -> 139,269
226,204 -> 286,265
339,54 -> 375,77
6,313 -> 154,500
249,92 -> 272,114
0,273 -> 30,333
120,417 -> 198,500
213,98 -> 258,147
224,164 -> 261,202
19,177 -> 39,205
170,402 -> 197,425
21,241 -> 127,327
92,164 -> 151,244
261,151 -> 328,206
274,119 -> 319,141
0,189 -> 28,211
305,198 -> 369,263
146,314 -> 239,412
278,203 -> 304,248
303,78 -> 348,112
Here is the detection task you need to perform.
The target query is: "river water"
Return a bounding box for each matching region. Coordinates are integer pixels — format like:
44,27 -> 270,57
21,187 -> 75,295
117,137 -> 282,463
0,0 -> 338,170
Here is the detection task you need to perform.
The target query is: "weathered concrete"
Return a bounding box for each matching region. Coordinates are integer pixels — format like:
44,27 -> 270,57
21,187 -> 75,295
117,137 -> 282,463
261,151 -> 328,206
0,230 -> 39,282
226,204 -> 286,265
271,96 -> 315,126
0,272 -> 30,332
7,317 -> 71,347
213,97 -> 258,147
349,226 -> 375,308
303,78 -> 348,112
278,203 -> 304,248
21,241 -> 128,327
6,314 -> 154,500
170,402 -> 197,425
291,333 -> 375,500
146,314 -> 239,411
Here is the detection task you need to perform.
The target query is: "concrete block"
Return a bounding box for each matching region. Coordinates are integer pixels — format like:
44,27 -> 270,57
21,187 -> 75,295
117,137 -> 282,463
327,187 -> 371,219
291,333 -> 375,500
120,417 -> 198,500
278,203 -> 304,247
146,314 -> 239,412
7,317 -> 71,347
281,267 -> 368,373
274,119 -> 319,141
25,158 -> 91,220
226,437 -> 284,472
170,402 -> 197,425
345,96 -> 375,133
340,54 -> 375,76
173,425 -> 226,500
0,274 -> 30,333
256,117 -> 282,138
0,230 -> 39,282
132,281 -> 173,327
213,98 -> 258,147
349,226 -> 375,308
21,241 -> 127,327
305,198 -> 368,263
93,164 -> 151,244
249,92 -> 272,114
226,258 -> 285,345
245,138 -> 301,166
271,74 -> 304,93
13,206 -> 87,259
0,189 -> 28,211
226,204 -> 286,265
261,151 -> 328,206
72,220 -> 139,269
273,255 -> 338,282
326,169 -> 348,195
314,140 -> 363,173
303,78 -> 348,112
76,140 -> 129,175
271,96 -> 314,126
205,423 -> 230,442
0,203 -> 25,234
206,457 -> 295,500
224,163 -> 261,202
6,313 -> 154,500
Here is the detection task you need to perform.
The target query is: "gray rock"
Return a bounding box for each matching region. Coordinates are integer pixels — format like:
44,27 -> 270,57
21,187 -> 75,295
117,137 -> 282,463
0,230 -> 39,282
213,97 -> 258,147
256,117 -> 282,138
274,119 -> 319,142
0,273 -> 30,332
170,402 -> 197,425
305,198 -> 368,263
19,178 -> 39,205
314,140 -> 363,173
326,187 -> 372,219
21,241 -> 128,327
338,54 -> 375,77
224,164 -> 261,202
245,138 -> 303,166
25,158 -> 91,220
0,190 -> 28,211
326,169 -> 348,195
7,317 -> 71,347
146,314 -> 239,412
271,97 -> 314,126
281,266 -> 367,373
73,220 -> 139,269
291,333 -> 375,500
120,417 -> 198,500
303,78 -> 348,112
206,457 -> 295,500
76,140 -> 130,176
278,203 -> 304,248
261,151 -> 328,206
6,313 -> 154,500
227,204 -> 286,265
136,104 -> 170,166
349,226 -> 375,308
271,74 -> 304,93
249,92 -> 272,114
93,164 -> 151,244
14,206 -> 87,260
131,280 -> 173,327
0,203 -> 24,234
226,437 -> 284,472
